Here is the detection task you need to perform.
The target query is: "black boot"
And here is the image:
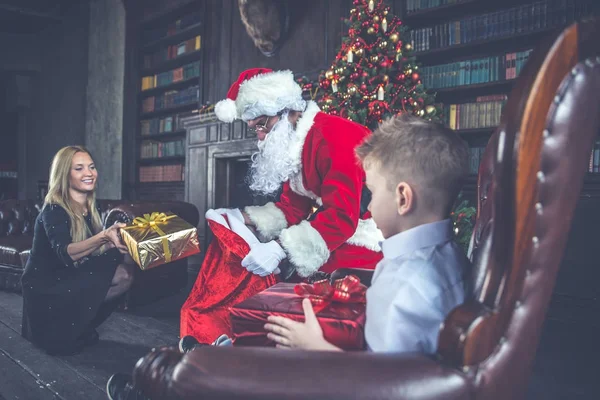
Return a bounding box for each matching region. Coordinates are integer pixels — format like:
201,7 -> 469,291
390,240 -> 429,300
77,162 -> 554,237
106,373 -> 149,400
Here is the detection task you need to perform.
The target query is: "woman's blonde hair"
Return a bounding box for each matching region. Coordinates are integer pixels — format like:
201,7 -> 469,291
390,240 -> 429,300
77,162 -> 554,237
44,146 -> 104,248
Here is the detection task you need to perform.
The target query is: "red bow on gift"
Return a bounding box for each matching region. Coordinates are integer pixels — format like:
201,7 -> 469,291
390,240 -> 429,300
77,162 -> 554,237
294,275 -> 367,305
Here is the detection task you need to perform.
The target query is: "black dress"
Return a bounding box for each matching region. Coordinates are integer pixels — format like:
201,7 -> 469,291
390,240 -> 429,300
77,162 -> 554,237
21,203 -> 123,355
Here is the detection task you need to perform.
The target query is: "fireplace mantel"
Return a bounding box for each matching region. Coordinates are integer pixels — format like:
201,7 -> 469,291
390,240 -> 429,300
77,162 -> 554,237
180,112 -> 260,253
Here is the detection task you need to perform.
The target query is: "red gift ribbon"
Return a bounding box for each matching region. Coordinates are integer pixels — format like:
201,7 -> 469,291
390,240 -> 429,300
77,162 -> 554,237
294,275 -> 367,306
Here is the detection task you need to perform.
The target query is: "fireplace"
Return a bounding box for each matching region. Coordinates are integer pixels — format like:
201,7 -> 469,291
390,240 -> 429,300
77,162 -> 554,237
180,113 -> 280,256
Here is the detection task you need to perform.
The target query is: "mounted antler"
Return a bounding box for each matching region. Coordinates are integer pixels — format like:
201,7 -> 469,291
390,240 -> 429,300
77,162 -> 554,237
238,0 -> 290,57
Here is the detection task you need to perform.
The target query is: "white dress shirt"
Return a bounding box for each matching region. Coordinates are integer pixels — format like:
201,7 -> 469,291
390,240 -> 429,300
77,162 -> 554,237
364,219 -> 469,354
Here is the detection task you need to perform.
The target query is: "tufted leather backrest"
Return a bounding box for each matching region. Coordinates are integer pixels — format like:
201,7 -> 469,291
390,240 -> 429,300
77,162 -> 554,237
0,199 -> 200,237
438,18 -> 600,400
0,200 -> 42,237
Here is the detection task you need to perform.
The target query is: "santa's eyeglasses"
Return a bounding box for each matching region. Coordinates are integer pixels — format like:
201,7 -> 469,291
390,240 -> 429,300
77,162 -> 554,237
248,111 -> 285,133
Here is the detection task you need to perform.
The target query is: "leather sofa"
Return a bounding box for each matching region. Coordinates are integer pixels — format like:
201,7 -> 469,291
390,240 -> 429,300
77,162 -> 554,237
0,199 -> 200,307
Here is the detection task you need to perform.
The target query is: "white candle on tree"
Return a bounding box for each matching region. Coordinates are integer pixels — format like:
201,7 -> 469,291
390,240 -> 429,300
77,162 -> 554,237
377,85 -> 384,100
368,0 -> 374,12
347,49 -> 353,63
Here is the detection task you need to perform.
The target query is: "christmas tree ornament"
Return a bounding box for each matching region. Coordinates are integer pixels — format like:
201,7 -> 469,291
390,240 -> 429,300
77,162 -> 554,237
367,27 -> 375,35
368,0 -> 374,12
325,70 -> 334,79
425,105 -> 436,114
382,18 -> 387,32
373,15 -> 380,22
404,43 -> 413,51
389,33 -> 399,42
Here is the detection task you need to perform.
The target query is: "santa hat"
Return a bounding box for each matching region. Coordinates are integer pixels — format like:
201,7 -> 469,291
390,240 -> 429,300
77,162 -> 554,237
214,68 -> 306,123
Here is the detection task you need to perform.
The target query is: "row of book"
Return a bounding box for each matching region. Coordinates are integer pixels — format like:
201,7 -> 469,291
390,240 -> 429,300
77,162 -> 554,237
444,95 -> 508,130
0,171 -> 17,179
143,35 -> 201,70
140,139 -> 185,159
141,61 -> 201,91
410,0 -> 595,53
421,50 -> 532,89
406,0 -> 467,14
588,141 -> 600,172
142,86 -> 199,114
139,165 -> 184,183
143,11 -> 201,45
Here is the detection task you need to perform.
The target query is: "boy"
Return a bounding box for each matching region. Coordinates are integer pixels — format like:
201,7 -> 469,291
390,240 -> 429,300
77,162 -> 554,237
264,115 -> 471,353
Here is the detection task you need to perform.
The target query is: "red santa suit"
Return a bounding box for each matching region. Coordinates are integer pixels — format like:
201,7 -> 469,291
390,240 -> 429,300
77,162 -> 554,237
244,100 -> 383,277
180,68 -> 382,343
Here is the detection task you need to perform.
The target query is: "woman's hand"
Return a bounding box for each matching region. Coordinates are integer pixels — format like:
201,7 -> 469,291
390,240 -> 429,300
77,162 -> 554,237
103,222 -> 129,253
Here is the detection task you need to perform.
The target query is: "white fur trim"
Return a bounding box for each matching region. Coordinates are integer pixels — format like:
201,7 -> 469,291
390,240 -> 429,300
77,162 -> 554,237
236,70 -> 305,120
215,98 -> 237,123
244,202 -> 288,241
288,101 -> 320,171
288,172 -> 320,203
346,218 -> 384,251
279,220 -> 330,277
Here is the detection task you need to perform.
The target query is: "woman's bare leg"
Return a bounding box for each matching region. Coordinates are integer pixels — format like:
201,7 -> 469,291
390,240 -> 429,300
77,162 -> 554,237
105,263 -> 135,301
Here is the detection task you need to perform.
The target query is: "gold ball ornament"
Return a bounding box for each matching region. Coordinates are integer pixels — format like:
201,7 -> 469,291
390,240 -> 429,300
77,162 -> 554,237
348,86 -> 357,94
379,41 -> 388,49
367,27 -> 375,35
373,15 -> 380,22
405,68 -> 413,75
412,101 -> 418,107
390,33 -> 399,43
336,68 -> 344,74
325,70 -> 334,80
417,109 -> 425,117
350,8 -> 356,13
383,9 -> 388,15
355,48 -> 364,57
383,75 -> 389,83
404,43 -> 413,51
371,55 -> 379,62
426,105 -> 436,114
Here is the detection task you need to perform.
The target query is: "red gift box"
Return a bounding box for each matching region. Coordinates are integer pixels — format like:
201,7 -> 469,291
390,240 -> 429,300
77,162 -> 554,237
230,279 -> 367,350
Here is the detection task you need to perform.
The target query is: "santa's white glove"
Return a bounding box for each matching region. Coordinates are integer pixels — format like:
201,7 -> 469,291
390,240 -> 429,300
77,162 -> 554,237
241,240 -> 286,277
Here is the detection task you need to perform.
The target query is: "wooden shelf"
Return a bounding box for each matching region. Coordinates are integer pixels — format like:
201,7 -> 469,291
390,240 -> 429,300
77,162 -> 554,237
405,0 -> 477,20
455,127 -> 496,137
140,102 -> 198,118
141,0 -> 198,26
141,49 -> 202,75
414,27 -> 558,63
135,181 -> 185,187
142,22 -> 202,51
432,80 -> 515,97
138,156 -> 185,165
138,130 -> 186,141
140,76 -> 199,97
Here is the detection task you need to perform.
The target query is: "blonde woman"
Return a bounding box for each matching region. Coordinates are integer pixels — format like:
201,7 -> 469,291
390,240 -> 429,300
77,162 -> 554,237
21,146 -> 135,356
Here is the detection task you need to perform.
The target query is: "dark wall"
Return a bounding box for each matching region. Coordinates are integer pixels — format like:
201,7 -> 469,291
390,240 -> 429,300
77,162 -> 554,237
200,0 -> 404,103
21,2 -> 91,200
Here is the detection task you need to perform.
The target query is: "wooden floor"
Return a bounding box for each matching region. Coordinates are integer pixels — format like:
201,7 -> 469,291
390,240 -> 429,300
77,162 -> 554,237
0,271 -> 598,399
0,286 -> 182,400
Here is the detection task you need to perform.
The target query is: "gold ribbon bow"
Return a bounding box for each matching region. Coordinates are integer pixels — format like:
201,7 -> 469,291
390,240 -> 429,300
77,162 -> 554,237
123,212 -> 177,262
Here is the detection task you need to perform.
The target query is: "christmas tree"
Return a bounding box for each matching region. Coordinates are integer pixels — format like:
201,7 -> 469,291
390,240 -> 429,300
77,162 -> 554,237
299,0 -> 442,130
298,0 -> 476,253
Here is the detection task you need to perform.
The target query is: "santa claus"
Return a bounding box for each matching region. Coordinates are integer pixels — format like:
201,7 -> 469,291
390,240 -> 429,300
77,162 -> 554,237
213,67 -> 384,278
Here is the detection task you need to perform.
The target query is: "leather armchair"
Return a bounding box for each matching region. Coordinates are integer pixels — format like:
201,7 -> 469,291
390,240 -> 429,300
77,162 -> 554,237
130,19 -> 600,400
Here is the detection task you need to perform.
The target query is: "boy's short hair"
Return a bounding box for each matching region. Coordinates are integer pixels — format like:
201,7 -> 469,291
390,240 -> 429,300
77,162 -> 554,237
356,114 -> 470,213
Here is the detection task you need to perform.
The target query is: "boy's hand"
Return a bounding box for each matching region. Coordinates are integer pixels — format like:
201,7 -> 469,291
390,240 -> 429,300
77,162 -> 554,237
264,298 -> 340,351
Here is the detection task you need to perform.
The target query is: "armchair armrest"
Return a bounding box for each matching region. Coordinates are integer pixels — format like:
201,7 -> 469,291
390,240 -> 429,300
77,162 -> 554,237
331,268 -> 374,287
133,346 -> 471,400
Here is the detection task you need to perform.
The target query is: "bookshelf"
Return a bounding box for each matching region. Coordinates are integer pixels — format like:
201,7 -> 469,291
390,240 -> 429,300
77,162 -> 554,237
404,0 -> 600,180
133,0 -> 204,200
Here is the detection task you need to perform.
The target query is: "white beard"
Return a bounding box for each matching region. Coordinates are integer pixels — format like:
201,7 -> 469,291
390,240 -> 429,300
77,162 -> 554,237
248,113 -> 300,196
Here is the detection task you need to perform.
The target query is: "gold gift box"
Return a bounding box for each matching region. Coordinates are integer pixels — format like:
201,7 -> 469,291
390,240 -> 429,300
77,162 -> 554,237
120,212 -> 200,270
